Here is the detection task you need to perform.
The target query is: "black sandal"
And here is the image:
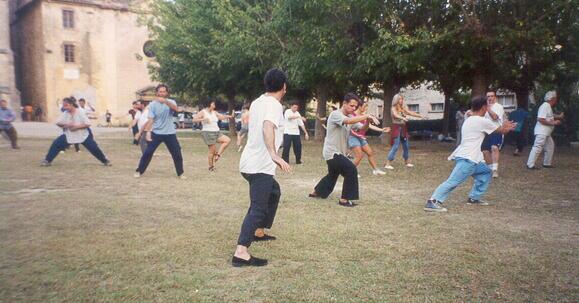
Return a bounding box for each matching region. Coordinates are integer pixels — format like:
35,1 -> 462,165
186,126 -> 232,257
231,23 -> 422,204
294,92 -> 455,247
209,166 -> 216,172
338,200 -> 358,207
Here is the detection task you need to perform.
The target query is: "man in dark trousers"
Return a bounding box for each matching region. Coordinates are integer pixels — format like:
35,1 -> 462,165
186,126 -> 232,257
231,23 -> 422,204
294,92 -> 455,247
309,93 -> 379,207
232,68 -> 291,267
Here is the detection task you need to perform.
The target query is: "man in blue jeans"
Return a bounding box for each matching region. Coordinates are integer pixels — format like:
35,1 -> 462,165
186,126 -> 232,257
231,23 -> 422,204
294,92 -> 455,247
424,96 -> 516,212
134,84 -> 185,179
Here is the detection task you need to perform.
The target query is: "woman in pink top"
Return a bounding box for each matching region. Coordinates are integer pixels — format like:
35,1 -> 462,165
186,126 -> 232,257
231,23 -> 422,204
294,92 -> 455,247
348,101 -> 390,176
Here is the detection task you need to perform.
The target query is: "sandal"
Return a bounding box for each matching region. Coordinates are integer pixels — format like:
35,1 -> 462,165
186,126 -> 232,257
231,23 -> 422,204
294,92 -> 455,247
338,200 -> 358,207
208,166 -> 216,172
214,153 -> 222,163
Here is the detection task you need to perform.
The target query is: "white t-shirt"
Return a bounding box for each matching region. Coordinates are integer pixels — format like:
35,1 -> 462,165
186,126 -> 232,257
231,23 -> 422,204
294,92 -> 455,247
56,110 -> 91,144
534,102 -> 554,136
485,102 -> 504,127
283,109 -> 304,135
448,116 -> 498,163
137,108 -> 149,130
239,95 -> 284,175
202,109 -> 220,132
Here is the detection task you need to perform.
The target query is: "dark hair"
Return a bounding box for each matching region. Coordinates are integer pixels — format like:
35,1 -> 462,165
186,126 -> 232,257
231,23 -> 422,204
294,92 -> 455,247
79,98 -> 86,103
471,96 -> 487,111
486,89 -> 496,95
132,100 -> 141,105
156,84 -> 169,93
289,100 -> 300,107
202,97 -> 215,109
342,92 -> 361,105
242,103 -> 250,110
63,97 -> 79,108
264,68 -> 287,92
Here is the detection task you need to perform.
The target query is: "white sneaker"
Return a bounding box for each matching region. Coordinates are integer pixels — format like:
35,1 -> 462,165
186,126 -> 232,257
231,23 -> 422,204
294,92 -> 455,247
133,172 -> 141,178
179,175 -> 187,180
372,169 -> 386,175
405,163 -> 414,167
492,170 -> 499,178
384,165 -> 394,170
357,174 -> 362,178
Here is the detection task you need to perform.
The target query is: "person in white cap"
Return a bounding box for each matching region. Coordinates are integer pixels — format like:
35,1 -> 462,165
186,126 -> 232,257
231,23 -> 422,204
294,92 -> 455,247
526,91 -> 565,169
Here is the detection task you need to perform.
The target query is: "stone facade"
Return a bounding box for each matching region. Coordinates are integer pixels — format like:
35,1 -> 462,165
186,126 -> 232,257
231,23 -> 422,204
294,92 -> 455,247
0,0 -> 21,114
10,0 -> 156,123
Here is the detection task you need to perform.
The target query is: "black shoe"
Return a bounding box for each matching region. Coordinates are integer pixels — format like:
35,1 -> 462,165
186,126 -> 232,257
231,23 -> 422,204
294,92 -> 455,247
308,192 -> 320,198
467,198 -> 489,206
542,165 -> 554,168
338,200 -> 357,207
231,255 -> 268,267
296,161 -> 303,165
254,234 -> 277,242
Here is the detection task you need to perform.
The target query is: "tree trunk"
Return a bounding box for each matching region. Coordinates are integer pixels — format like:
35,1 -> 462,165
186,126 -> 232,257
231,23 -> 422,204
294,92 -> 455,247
315,88 -> 328,141
226,93 -> 237,135
514,88 -> 529,110
381,79 -> 400,144
471,71 -> 488,98
441,87 -> 453,137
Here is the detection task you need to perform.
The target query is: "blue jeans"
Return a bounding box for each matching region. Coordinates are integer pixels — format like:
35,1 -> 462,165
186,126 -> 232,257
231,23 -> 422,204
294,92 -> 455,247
45,132 -> 108,164
431,158 -> 492,202
387,134 -> 409,161
136,132 -> 184,176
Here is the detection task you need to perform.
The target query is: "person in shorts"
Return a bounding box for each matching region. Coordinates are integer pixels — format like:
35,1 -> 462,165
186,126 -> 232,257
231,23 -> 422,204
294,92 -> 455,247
236,104 -> 250,152
193,99 -> 233,171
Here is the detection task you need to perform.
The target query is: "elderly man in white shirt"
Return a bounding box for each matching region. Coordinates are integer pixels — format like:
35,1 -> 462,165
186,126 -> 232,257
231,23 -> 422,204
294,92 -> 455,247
526,91 -> 564,169
281,101 -> 309,164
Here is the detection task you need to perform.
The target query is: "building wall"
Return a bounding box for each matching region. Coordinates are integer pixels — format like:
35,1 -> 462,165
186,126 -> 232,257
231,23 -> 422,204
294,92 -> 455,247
11,0 -> 46,115
0,0 -> 21,112
40,1 -> 156,123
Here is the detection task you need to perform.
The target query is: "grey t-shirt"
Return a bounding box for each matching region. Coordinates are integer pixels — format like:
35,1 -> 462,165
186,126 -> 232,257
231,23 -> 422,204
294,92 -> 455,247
322,110 -> 351,160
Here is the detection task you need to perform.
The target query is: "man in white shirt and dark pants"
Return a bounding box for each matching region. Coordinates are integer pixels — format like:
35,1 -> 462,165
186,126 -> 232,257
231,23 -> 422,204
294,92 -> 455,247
424,96 -> 516,212
282,101 -> 309,164
232,69 -> 292,267
481,90 -> 505,178
527,91 -> 564,169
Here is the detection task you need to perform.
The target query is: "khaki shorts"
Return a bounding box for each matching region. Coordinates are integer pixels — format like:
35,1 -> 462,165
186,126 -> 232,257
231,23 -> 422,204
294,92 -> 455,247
202,131 -> 221,145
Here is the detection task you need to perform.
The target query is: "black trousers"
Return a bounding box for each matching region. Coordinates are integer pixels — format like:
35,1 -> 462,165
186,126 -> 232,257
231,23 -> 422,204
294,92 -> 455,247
132,124 -> 139,145
136,133 -> 184,176
314,154 -> 359,200
513,131 -> 526,151
282,134 -> 302,163
237,173 -> 280,247
0,127 -> 18,148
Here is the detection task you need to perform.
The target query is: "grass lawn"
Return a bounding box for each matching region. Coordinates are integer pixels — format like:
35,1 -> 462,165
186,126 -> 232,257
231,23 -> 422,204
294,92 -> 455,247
1,132 -> 578,302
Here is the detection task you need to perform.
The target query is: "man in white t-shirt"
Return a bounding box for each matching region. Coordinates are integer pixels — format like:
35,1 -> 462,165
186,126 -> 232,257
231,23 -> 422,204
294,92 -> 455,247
281,102 -> 309,164
481,90 -> 505,178
526,91 -> 564,169
134,101 -> 150,154
233,69 -> 292,267
424,96 -> 516,212
41,98 -> 111,166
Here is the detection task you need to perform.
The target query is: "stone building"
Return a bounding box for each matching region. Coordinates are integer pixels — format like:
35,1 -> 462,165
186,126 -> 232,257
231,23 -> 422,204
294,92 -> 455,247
9,0 -> 157,123
1,0 -> 20,113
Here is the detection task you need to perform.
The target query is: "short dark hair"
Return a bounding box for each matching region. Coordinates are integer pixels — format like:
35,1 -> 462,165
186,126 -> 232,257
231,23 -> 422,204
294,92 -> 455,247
289,101 -> 299,107
264,68 -> 287,92
202,97 -> 215,109
79,98 -> 86,103
63,97 -> 78,108
156,84 -> 169,93
471,96 -> 487,111
342,92 -> 361,105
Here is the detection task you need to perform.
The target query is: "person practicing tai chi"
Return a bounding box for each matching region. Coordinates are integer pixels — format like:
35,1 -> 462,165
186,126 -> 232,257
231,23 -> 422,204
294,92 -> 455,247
232,68 -> 291,267
384,94 -> 425,170
41,98 -> 111,166
134,84 -> 185,179
309,93 -> 378,207
282,101 -> 309,164
134,101 -> 150,154
193,99 -> 233,171
526,91 -> 564,169
0,99 -> 19,149
236,104 -> 250,152
424,96 -> 516,212
349,100 -> 390,175
481,90 -> 505,178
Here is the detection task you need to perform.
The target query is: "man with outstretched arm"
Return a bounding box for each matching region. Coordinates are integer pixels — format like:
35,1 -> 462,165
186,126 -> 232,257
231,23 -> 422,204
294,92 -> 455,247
424,96 -> 516,213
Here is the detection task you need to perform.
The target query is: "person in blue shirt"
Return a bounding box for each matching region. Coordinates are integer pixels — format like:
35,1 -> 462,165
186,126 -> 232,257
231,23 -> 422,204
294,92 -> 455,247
508,107 -> 530,156
134,84 -> 185,178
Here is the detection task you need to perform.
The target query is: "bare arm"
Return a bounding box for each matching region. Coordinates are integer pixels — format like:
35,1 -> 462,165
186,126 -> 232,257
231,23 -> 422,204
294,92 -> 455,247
404,109 -> 423,118
263,120 -> 291,172
494,120 -> 517,134
538,117 -> 561,126
191,111 -> 206,123
368,124 -> 390,133
343,114 -> 369,125
286,111 -> 301,120
299,124 -> 309,139
487,108 -> 499,121
216,112 -> 233,120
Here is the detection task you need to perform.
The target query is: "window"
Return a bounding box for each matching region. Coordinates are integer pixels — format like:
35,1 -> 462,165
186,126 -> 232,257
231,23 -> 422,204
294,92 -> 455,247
63,10 -> 74,28
143,41 -> 155,58
430,103 -> 444,112
498,94 -> 516,109
64,44 -> 75,63
407,104 -> 419,112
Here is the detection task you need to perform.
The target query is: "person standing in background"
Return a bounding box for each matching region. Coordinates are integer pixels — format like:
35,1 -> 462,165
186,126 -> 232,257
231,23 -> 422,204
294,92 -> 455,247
282,101 -> 309,164
0,99 -> 19,149
455,106 -> 466,146
508,106 -> 530,156
526,91 -> 564,169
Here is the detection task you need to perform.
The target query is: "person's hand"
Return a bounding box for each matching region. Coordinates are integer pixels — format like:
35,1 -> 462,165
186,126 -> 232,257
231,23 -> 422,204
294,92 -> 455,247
305,133 -> 310,141
503,120 -> 517,132
135,132 -> 141,140
145,131 -> 152,142
383,127 -> 391,133
301,117 -> 307,123
271,154 -> 292,173
368,115 -> 379,125
554,120 -> 562,126
157,97 -> 167,104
